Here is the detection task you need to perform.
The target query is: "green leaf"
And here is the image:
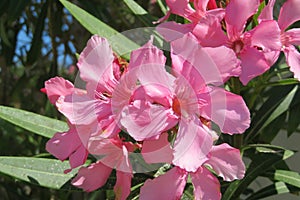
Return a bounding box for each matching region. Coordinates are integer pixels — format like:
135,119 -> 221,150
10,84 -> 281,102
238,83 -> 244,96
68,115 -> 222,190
267,78 -> 299,87
0,157 -> 76,189
259,112 -> 287,143
0,105 -> 68,138
245,85 -> 298,142
59,0 -> 139,58
246,182 -> 300,200
123,0 -> 155,26
287,103 -> 300,136
222,145 -> 294,200
274,170 -> 300,188
262,86 -> 297,129
157,0 -> 168,14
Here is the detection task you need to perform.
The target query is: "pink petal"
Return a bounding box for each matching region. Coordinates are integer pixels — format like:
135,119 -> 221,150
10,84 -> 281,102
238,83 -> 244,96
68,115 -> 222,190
206,8 -> 226,22
203,46 -> 241,82
171,33 -> 226,89
193,0 -> 209,16
111,69 -> 137,116
156,21 -> 194,42
173,117 -> 212,172
166,0 -> 197,21
258,0 -> 275,22
57,93 -> 111,125
88,137 -> 132,173
139,167 -> 188,200
77,35 -> 116,94
192,15 -> 227,47
141,132 -> 174,164
44,77 -> 74,104
249,20 -> 281,51
225,0 -> 260,40
278,0 -> 300,31
191,167 -> 221,200
69,145 -> 88,169
132,84 -> 172,107
205,143 -> 245,181
46,127 -> 81,161
114,171 -> 132,200
285,28 -> 300,46
129,39 -> 173,89
199,87 -> 250,134
120,100 -> 178,141
97,115 -> 120,138
264,51 -> 281,67
284,45 -> 300,81
71,162 -> 112,192
239,47 -> 270,85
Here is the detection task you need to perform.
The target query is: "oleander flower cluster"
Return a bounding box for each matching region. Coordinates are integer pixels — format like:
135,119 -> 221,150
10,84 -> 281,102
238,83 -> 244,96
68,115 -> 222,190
42,0 -> 300,199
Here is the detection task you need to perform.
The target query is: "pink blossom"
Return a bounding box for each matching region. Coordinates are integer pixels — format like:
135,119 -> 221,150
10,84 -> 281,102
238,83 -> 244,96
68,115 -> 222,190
48,36 -> 123,137
223,0 -> 281,84
161,0 -> 224,23
259,0 -> 300,80
112,37 -> 250,172
171,33 -> 250,134
43,77 -> 88,171
71,136 -> 134,199
141,132 -> 174,164
158,0 -> 282,85
46,125 -> 88,173
43,36 -> 126,171
139,143 -> 245,200
157,0 -> 225,43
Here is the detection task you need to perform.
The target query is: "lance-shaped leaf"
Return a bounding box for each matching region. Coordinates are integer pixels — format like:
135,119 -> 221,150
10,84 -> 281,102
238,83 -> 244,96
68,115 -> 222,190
274,170 -> 300,188
123,0 -> 155,27
222,145 -> 294,200
59,0 -> 139,58
0,105 -> 68,138
0,157 -> 76,189
246,182 -> 300,200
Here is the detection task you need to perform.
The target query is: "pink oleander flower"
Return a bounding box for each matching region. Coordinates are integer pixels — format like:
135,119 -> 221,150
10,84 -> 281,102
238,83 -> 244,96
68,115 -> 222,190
223,0 -> 281,85
160,0 -> 224,23
259,0 -> 300,80
43,77 -> 88,172
139,143 -> 246,200
158,0 -> 282,85
157,0 -> 225,44
43,36 -> 126,171
71,136 -> 135,200
112,36 -> 250,172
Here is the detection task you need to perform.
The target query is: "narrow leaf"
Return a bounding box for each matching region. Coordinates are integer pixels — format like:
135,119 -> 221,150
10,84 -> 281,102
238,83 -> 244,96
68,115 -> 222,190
222,145 -> 294,200
274,170 -> 300,188
246,182 -> 300,200
123,0 -> 154,26
0,105 -> 68,138
261,86 -> 298,130
59,0 -> 139,58
245,85 -> 298,142
0,157 -> 75,189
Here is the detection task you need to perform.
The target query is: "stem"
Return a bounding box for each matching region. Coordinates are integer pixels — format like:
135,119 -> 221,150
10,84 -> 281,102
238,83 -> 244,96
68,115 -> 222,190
231,77 -> 243,148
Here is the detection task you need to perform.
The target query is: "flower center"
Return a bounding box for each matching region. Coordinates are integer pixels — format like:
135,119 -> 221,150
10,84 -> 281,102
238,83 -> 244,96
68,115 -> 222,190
280,32 -> 291,49
172,97 -> 181,116
232,40 -> 244,54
